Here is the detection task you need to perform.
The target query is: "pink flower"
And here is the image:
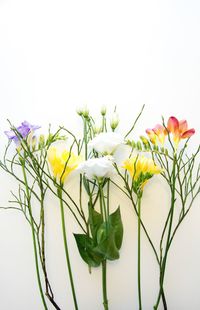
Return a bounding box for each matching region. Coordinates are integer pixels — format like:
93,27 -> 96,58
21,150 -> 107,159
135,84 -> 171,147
146,125 -> 167,145
167,117 -> 195,146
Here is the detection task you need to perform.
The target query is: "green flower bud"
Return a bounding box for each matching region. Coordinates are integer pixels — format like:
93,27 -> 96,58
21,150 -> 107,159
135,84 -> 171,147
140,136 -> 149,145
39,134 -> 45,147
100,105 -> 107,116
31,136 -> 37,151
76,105 -> 89,118
93,125 -> 102,134
110,112 -> 119,130
137,141 -> 142,150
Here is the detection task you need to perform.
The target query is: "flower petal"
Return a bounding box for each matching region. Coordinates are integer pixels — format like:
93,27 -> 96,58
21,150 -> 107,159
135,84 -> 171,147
179,120 -> 188,134
146,128 -> 157,144
167,117 -> 179,134
153,124 -> 167,145
181,128 -> 195,139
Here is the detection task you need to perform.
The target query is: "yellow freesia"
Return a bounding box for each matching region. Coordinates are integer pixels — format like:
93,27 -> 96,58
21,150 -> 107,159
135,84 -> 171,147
48,147 -> 81,183
123,155 -> 162,191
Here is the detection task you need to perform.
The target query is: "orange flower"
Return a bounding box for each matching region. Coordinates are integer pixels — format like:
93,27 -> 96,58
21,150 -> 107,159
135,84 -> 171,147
167,117 -> 195,147
146,125 -> 167,145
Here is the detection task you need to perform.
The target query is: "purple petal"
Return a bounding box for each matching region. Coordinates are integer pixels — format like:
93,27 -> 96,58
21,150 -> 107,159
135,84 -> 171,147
4,130 -> 16,140
17,125 -> 31,137
4,121 -> 41,143
21,121 -> 40,131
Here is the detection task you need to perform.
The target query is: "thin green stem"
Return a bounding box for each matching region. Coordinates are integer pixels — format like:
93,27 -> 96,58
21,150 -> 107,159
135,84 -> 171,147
102,260 -> 109,310
137,196 -> 142,310
107,180 -> 110,218
100,182 -> 108,222
124,104 -> 145,139
39,187 -> 61,310
21,162 -> 48,310
154,154 -> 177,310
99,181 -> 109,310
57,187 -> 79,310
83,118 -> 88,160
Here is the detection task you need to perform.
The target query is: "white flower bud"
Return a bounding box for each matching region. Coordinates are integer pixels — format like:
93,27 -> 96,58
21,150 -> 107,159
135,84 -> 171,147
76,105 -> 89,118
110,112 -> 119,130
93,125 -> 102,135
100,105 -> 107,116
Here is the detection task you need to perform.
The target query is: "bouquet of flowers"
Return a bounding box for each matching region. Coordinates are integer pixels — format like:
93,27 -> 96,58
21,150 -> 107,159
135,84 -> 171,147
0,106 -> 199,310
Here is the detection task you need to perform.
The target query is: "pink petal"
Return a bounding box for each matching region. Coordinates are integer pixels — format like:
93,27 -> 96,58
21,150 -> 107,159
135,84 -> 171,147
167,116 -> 179,134
181,128 -> 195,139
153,124 -> 167,135
179,120 -> 188,134
146,128 -> 153,134
146,128 -> 157,144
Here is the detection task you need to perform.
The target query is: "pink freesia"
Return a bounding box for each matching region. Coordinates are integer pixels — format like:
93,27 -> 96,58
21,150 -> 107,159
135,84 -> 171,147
153,124 -> 167,145
167,116 -> 195,146
167,117 -> 179,135
146,128 -> 157,145
146,125 -> 167,145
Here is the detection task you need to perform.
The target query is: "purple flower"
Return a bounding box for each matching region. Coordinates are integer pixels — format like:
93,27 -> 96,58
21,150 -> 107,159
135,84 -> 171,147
5,121 -> 40,144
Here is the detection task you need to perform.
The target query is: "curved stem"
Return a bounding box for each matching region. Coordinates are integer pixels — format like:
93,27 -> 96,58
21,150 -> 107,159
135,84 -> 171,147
57,187 -> 79,310
124,104 -> 145,139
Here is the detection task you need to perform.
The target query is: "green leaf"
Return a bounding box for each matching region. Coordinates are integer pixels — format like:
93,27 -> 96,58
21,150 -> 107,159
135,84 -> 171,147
94,207 -> 124,261
109,207 -> 123,250
88,206 -> 103,241
82,175 -> 91,195
94,224 -> 120,260
74,234 -> 103,267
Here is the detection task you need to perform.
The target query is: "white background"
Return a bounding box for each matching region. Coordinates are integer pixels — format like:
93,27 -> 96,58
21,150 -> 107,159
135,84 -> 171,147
0,0 -> 200,309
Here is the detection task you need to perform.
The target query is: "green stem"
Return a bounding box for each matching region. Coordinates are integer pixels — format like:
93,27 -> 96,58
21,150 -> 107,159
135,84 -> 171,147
83,118 -> 88,160
99,182 -> 108,222
57,187 -> 79,310
102,260 -> 109,310
154,154 -> 177,310
21,162 -> 48,310
107,180 -> 110,217
99,181 -> 109,310
40,190 -> 61,310
137,196 -> 142,310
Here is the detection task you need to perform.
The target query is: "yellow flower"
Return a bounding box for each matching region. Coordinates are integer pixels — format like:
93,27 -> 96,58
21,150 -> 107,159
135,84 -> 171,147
123,155 -> 162,192
48,147 -> 81,183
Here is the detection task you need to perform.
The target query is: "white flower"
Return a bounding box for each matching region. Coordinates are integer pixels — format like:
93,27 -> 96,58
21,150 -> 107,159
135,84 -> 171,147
77,156 -> 115,180
89,132 -> 124,155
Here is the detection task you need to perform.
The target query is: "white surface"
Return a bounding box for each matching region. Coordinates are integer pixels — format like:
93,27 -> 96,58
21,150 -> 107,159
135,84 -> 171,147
0,1 -> 200,309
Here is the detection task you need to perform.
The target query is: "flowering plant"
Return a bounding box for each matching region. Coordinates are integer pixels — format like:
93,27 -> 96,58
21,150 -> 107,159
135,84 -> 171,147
118,114 -> 199,310
0,107 -> 200,310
